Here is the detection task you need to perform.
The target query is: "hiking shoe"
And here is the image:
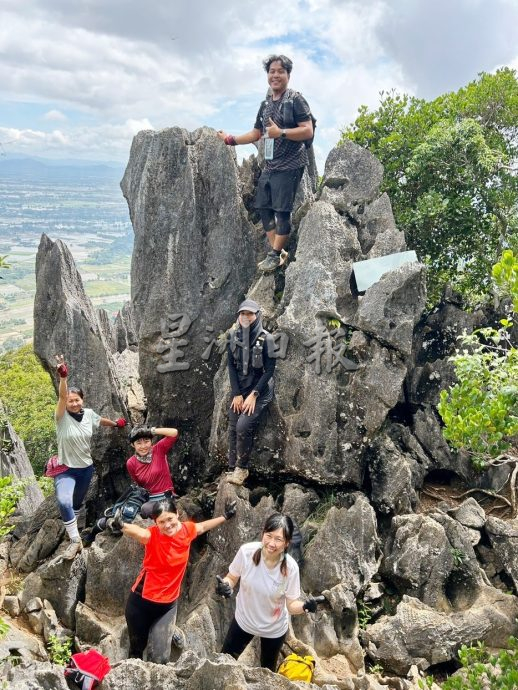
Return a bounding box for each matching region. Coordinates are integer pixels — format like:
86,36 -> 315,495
171,626 -> 186,649
62,539 -> 83,560
81,530 -> 96,547
227,467 -> 249,486
279,249 -> 288,265
258,251 -> 281,273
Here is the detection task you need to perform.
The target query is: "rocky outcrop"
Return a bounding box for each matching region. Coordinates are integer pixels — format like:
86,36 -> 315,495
209,141 -> 425,486
120,126 -> 264,484
18,124 -> 518,689
0,412 -> 43,517
33,235 -> 130,483
363,590 -> 518,674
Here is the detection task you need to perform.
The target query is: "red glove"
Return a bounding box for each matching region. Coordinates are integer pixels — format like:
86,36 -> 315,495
115,418 -> 127,428
57,363 -> 68,378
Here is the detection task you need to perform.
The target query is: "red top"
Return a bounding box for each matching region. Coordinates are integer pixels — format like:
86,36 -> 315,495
132,521 -> 198,603
126,435 -> 177,494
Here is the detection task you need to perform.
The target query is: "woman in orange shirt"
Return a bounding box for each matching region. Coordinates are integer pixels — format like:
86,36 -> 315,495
119,496 -> 236,663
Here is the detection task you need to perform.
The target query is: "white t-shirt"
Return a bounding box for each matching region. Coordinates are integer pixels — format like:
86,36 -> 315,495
55,408 -> 101,468
229,541 -> 301,638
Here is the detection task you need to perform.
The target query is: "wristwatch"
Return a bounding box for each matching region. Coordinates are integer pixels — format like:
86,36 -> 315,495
252,390 -> 260,398
281,129 -> 287,139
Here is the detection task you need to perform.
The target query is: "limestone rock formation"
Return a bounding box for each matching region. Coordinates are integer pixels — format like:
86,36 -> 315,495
363,590 -> 518,674
14,124 -> 518,690
120,126 -> 264,484
0,413 -> 43,518
33,234 -> 130,484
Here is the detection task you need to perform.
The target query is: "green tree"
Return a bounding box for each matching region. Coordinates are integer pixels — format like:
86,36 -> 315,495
0,344 -> 56,474
342,69 -> 518,304
438,251 -> 518,470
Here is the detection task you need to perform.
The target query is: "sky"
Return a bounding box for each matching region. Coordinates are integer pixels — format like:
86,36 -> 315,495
1,0 -> 517,172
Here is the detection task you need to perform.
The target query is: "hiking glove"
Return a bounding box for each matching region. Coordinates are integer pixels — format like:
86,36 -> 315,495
224,499 -> 237,520
115,418 -> 127,428
303,595 -> 325,613
57,363 -> 68,378
216,575 -> 233,598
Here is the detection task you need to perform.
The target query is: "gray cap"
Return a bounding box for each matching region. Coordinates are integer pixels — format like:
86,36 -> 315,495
237,299 -> 260,314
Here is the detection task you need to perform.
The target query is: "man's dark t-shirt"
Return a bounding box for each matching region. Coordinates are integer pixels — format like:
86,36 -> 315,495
254,90 -> 311,172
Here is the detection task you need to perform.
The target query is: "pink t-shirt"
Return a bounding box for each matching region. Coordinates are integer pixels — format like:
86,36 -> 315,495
126,435 -> 177,494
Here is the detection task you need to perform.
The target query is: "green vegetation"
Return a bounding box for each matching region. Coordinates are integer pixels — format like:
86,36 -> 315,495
0,476 -> 26,537
438,251 -> 518,467
47,634 -> 73,665
357,599 -> 373,630
0,617 -> 9,639
450,547 -> 467,567
342,69 -> 518,305
439,637 -> 518,689
0,344 -> 56,474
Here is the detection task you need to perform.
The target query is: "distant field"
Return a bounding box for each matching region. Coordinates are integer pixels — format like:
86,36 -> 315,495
0,168 -> 133,353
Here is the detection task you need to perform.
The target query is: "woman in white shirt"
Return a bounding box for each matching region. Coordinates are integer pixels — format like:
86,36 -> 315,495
216,513 -> 321,671
54,355 -> 126,559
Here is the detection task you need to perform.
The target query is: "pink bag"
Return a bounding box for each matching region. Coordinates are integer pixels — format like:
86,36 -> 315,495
44,455 -> 68,478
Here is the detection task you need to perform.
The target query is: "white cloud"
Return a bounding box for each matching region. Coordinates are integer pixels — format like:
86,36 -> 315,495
43,109 -> 67,121
0,0 -> 516,166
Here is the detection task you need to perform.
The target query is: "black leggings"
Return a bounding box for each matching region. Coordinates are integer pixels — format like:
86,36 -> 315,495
125,590 -> 177,660
221,617 -> 286,671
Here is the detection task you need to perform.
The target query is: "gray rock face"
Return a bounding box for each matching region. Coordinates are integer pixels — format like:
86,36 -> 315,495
11,518 -> 64,573
5,660 -> 69,690
485,517 -> 518,590
121,126 -> 258,484
320,140 -> 384,207
0,414 -> 43,518
115,301 -> 138,353
381,513 -> 486,612
84,531 -> 144,615
302,495 -> 380,598
355,263 -> 427,357
18,548 -> 87,629
363,590 -> 518,674
33,234 -> 129,480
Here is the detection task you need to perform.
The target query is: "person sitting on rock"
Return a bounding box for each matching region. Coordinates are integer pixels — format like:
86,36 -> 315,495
216,513 -> 323,671
117,495 -> 237,663
226,299 -> 275,486
53,354 -> 126,560
83,425 -> 179,544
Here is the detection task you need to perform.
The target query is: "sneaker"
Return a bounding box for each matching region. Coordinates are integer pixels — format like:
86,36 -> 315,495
227,467 -> 249,486
62,539 -> 83,560
171,626 -> 186,649
81,530 -> 96,547
257,251 -> 281,273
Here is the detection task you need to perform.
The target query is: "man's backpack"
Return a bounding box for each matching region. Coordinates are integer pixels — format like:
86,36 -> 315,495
259,88 -> 316,149
277,653 -> 315,683
64,649 -> 111,690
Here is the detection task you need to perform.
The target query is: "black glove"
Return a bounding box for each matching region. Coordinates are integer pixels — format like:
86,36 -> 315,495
302,595 -> 326,613
216,575 -> 233,598
107,508 -> 125,534
224,499 -> 237,520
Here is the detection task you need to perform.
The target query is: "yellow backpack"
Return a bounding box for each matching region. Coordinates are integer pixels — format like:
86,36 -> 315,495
277,653 -> 315,683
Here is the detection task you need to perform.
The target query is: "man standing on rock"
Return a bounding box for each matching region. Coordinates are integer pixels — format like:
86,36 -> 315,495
217,54 -> 313,273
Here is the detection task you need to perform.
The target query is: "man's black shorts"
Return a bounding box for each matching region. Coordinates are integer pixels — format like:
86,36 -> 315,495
254,167 -> 304,214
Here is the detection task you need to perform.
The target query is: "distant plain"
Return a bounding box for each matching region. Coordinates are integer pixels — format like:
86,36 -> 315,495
0,158 -> 133,353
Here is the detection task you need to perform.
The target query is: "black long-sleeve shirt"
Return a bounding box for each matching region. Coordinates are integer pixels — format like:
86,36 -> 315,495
227,335 -> 275,398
